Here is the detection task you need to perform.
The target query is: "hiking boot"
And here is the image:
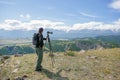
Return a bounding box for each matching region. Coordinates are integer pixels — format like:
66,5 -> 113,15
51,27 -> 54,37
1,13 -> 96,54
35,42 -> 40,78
35,69 -> 41,71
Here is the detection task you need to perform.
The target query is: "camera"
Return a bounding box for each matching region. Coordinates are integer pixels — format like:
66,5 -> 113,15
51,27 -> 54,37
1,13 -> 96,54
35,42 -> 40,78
47,31 -> 53,34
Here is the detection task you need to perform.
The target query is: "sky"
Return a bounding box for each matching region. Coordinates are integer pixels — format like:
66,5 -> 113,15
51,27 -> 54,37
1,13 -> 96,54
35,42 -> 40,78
0,0 -> 120,32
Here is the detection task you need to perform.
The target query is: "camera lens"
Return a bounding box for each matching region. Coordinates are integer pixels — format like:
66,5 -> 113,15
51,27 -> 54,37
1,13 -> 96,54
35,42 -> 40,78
47,31 -> 53,34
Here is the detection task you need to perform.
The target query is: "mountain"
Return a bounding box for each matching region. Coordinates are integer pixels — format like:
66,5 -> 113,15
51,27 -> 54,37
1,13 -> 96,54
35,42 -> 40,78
95,35 -> 120,43
0,35 -> 120,55
0,29 -> 120,39
0,29 -> 34,39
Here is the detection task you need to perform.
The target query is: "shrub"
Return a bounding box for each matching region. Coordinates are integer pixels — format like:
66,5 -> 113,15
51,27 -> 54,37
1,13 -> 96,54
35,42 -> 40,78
67,51 -> 75,56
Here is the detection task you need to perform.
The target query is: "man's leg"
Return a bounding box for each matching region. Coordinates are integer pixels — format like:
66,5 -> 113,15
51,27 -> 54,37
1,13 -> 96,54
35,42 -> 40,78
35,48 -> 43,71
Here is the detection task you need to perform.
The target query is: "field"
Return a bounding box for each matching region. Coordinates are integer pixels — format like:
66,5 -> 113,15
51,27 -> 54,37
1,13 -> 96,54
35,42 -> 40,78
0,48 -> 120,80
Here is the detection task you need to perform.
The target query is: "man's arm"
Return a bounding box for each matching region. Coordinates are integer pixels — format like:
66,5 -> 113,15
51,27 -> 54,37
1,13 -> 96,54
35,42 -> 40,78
43,36 -> 48,40
43,38 -> 47,40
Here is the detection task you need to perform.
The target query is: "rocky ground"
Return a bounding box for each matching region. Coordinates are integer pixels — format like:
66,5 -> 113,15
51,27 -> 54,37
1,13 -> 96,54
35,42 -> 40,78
0,48 -> 120,80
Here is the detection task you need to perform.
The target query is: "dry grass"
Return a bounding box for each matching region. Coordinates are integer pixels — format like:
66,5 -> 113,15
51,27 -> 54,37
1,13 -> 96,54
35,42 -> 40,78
0,48 -> 120,80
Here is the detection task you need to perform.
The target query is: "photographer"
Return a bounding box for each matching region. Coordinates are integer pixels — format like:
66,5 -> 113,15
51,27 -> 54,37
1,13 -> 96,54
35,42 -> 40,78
35,27 -> 47,71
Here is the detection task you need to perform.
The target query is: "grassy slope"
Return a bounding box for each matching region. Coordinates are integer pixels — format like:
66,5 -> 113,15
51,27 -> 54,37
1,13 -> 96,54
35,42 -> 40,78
0,48 -> 120,80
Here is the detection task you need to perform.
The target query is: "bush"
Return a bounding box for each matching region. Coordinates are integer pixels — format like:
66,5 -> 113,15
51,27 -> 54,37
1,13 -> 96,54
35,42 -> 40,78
67,51 -> 75,56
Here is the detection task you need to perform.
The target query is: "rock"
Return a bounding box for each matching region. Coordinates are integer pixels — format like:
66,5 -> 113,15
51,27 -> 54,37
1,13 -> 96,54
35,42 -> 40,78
80,50 -> 86,54
6,78 -> 10,80
89,56 -> 98,59
15,77 -> 24,80
16,60 -> 20,65
95,45 -> 104,50
14,75 -> 28,80
0,58 -> 4,63
86,55 -> 98,59
12,68 -> 18,74
65,68 -> 72,72
2,77 -> 10,80
22,75 -> 28,78
0,55 -> 10,64
80,66 -> 89,72
14,54 -> 23,57
60,70 -> 67,77
3,55 -> 10,59
104,74 -> 113,80
0,64 -> 4,67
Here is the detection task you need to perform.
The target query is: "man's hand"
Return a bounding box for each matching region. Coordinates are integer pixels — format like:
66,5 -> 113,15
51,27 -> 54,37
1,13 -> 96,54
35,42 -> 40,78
49,53 -> 54,57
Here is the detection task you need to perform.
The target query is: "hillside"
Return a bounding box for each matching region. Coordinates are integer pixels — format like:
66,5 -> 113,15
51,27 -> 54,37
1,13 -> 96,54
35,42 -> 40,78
0,35 -> 120,55
95,35 -> 120,44
0,48 -> 120,80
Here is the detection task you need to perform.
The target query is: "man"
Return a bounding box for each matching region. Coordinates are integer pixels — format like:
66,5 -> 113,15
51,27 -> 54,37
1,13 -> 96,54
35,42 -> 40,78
35,27 -> 47,71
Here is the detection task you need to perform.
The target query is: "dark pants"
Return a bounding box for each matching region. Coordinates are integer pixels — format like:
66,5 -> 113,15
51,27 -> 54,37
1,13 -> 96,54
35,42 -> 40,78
35,48 -> 43,70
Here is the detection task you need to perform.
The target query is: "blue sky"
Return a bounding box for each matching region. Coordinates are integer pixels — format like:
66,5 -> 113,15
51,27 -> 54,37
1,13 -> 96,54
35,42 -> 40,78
0,0 -> 120,31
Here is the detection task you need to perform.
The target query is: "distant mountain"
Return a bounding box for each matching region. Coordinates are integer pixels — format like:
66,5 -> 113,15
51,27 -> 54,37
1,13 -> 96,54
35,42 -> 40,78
0,29 -> 120,39
0,29 -> 34,39
95,35 -> 120,44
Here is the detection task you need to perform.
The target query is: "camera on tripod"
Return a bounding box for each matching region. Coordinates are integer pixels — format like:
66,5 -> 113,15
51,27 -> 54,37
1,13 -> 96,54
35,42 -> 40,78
47,31 -> 53,34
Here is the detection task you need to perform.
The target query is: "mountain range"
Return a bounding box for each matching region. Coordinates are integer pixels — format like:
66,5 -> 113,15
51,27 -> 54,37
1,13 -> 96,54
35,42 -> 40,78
0,29 -> 120,39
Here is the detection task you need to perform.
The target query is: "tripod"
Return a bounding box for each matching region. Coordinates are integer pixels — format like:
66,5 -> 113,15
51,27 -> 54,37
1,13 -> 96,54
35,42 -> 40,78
47,32 -> 55,68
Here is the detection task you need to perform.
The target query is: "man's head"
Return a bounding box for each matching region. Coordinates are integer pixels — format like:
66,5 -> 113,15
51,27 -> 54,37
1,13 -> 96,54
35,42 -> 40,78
39,27 -> 43,33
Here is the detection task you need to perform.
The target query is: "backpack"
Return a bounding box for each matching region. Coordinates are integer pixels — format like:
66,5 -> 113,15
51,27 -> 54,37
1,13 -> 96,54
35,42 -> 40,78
32,33 -> 38,45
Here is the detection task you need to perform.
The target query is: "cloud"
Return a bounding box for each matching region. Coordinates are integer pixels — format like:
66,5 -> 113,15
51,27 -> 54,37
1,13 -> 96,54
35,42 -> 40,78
30,20 -> 64,26
4,20 -> 21,26
79,12 -> 100,18
70,22 -> 119,31
20,14 -> 31,19
0,19 -> 120,32
0,19 -> 64,31
70,22 -> 103,31
109,0 -> 120,11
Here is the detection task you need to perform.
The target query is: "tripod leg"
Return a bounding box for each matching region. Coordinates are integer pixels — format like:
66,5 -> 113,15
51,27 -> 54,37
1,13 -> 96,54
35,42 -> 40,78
50,52 -> 55,68
51,57 -> 54,68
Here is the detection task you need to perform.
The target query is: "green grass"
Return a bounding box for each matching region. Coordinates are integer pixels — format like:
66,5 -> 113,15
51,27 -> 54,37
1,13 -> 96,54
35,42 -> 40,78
0,48 -> 120,80
66,51 -> 75,56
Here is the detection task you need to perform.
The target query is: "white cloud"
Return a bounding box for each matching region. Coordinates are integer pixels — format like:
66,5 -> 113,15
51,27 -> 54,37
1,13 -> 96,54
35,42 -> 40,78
79,12 -> 100,18
30,20 -> 64,27
0,20 -> 21,30
69,20 -> 120,31
0,19 -> 64,31
4,20 -> 21,26
70,22 -> 103,31
0,19 -> 120,32
109,0 -> 120,11
20,14 -> 31,19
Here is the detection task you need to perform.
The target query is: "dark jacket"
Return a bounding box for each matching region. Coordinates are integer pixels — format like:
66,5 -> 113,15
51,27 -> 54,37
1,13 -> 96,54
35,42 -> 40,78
36,33 -> 46,48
